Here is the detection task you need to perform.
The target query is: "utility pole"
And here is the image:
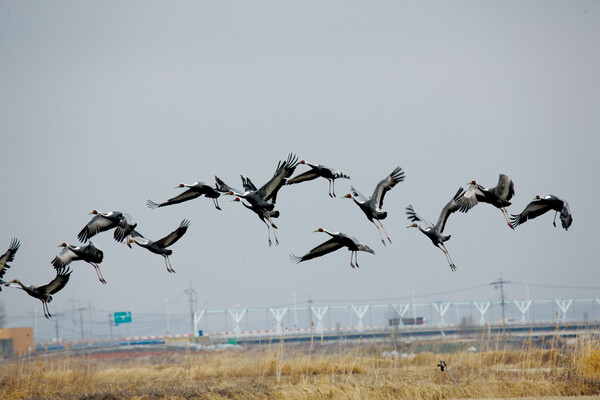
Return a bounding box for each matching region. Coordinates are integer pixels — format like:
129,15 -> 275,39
88,301 -> 93,342
308,295 -> 313,328
108,314 -> 113,339
69,298 -> 77,342
32,306 -> 37,344
78,301 -> 85,361
292,293 -> 298,329
164,298 -> 171,335
55,313 -> 60,344
490,274 -> 510,334
184,282 -> 196,335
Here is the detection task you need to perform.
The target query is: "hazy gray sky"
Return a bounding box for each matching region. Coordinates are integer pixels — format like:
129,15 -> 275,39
0,1 -> 598,336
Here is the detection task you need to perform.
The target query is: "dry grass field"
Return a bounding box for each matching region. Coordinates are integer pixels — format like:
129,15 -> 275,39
2,332 -> 600,400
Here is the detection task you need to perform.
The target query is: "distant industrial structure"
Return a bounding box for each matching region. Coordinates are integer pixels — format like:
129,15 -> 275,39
4,295 -> 597,352
0,327 -> 34,356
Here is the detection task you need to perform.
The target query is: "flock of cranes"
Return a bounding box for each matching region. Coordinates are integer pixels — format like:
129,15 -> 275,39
0,153 -> 573,318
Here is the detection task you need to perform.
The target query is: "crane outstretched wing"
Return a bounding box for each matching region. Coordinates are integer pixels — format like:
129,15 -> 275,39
51,247 -> 78,269
370,167 -> 404,209
147,189 -> 203,209
38,267 -> 72,295
78,214 -> 117,242
259,153 -> 300,203
349,186 -> 369,203
435,187 -> 465,233
290,238 -> 344,263
241,176 -> 258,192
155,219 -> 190,248
0,238 -> 20,280
406,205 -> 434,228
114,213 -> 137,243
286,169 -> 320,185
215,176 -> 243,195
494,174 -> 515,202
456,183 -> 485,213
559,201 -> 572,230
510,195 -> 561,228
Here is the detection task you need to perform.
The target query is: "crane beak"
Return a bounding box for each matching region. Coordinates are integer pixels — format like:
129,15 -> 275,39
126,239 -> 133,248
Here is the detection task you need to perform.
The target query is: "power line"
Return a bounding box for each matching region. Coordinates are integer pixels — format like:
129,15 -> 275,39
512,282 -> 600,290
311,283 -> 491,304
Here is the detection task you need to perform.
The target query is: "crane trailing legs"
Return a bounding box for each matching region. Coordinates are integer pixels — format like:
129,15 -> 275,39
52,242 -> 106,284
405,188 -> 465,272
290,228 -> 375,268
456,174 -> 515,230
127,219 -> 190,273
343,166 -> 405,246
231,197 -> 280,246
510,194 -> 573,231
286,160 -> 351,198
9,267 -> 72,318
215,153 -> 299,247
374,219 -> 392,246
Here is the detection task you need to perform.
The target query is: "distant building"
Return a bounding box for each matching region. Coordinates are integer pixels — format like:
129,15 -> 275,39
0,328 -> 34,357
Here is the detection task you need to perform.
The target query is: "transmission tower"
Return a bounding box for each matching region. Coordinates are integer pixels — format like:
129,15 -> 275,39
490,274 -> 510,333
184,282 -> 196,335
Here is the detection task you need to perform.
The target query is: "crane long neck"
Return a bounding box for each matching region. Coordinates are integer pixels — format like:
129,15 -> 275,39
11,280 -> 27,290
321,229 -> 337,237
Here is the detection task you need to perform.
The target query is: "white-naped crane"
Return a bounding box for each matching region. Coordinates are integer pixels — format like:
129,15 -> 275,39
52,242 -> 106,284
286,160 -> 351,197
406,188 -> 465,271
510,195 -> 572,231
456,174 -> 515,229
231,196 -> 281,246
127,219 -> 190,273
147,181 -> 222,211
77,210 -> 137,244
8,267 -> 71,318
342,167 -> 405,245
0,238 -> 20,290
215,153 -> 300,246
290,228 -> 375,268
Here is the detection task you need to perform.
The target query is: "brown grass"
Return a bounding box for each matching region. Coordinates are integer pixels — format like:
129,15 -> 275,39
2,334 -> 600,399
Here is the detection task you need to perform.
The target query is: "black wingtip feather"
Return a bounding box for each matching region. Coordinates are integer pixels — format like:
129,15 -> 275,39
405,205 -> 419,222
289,254 -> 304,263
147,199 -> 161,209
